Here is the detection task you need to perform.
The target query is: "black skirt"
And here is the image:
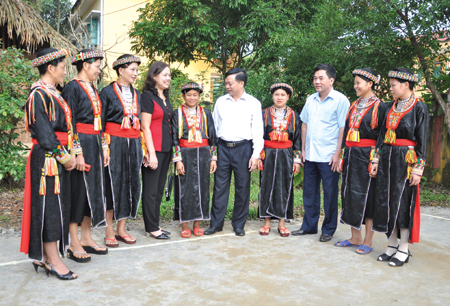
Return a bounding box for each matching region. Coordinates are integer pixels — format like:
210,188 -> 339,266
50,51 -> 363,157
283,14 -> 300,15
70,133 -> 106,228
173,146 -> 211,222
104,135 -> 143,220
373,145 -> 418,239
340,146 -> 376,229
258,147 -> 294,220
28,144 -> 70,260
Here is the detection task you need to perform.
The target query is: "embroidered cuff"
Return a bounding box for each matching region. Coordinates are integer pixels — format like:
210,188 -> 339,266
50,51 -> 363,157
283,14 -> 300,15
371,148 -> 381,164
338,148 -> 344,172
210,146 -> 217,161
173,146 -> 182,162
101,132 -> 109,151
56,146 -> 71,165
294,150 -> 302,164
141,131 -> 148,155
70,134 -> 83,155
411,158 -> 426,176
260,149 -> 265,160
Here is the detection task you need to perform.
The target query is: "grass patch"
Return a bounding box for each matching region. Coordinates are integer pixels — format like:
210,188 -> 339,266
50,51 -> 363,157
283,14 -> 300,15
137,171 -> 343,221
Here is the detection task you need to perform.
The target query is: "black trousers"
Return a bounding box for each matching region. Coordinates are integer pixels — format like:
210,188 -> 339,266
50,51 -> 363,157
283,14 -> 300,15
141,151 -> 171,232
211,141 -> 252,229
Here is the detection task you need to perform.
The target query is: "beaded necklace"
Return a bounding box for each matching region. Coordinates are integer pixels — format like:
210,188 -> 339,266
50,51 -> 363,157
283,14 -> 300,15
384,94 -> 418,144
346,96 -> 380,142
74,78 -> 102,131
113,81 -> 140,130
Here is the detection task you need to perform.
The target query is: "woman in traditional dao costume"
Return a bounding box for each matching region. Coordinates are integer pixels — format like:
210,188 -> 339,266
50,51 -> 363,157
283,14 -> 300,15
258,83 -> 302,237
371,68 -> 429,267
100,54 -> 143,247
172,82 -> 217,238
141,61 -> 174,239
61,49 -> 109,261
20,48 -> 79,280
335,68 -> 388,254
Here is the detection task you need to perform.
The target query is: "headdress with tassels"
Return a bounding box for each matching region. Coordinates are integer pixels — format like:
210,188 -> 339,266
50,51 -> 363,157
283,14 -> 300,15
113,56 -> 141,69
352,69 -> 381,84
270,83 -> 293,96
71,50 -> 104,64
181,82 -> 204,94
388,70 -> 419,83
32,49 -> 69,67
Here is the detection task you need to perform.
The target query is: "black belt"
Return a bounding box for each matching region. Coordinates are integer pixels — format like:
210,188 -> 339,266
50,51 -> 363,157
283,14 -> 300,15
219,138 -> 251,148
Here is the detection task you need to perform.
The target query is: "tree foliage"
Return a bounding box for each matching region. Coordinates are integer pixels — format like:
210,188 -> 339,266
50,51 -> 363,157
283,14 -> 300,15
0,47 -> 37,187
129,0 -> 450,133
129,0 -> 310,75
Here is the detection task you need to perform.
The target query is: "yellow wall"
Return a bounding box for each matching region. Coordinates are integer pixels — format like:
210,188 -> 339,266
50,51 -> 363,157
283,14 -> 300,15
82,0 -> 214,97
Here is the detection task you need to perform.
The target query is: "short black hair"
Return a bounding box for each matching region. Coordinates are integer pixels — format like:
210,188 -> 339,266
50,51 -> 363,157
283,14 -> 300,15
75,49 -> 102,73
314,64 -> 336,80
36,48 -> 66,76
391,67 -> 415,90
114,54 -> 139,77
225,68 -> 247,86
353,67 -> 379,90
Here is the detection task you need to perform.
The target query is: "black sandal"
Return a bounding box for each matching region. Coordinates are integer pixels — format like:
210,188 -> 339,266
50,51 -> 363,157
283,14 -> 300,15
32,261 -> 44,273
149,232 -> 170,240
44,262 -> 77,280
389,250 -> 412,267
377,245 -> 398,262
83,244 -> 109,255
67,248 -> 91,263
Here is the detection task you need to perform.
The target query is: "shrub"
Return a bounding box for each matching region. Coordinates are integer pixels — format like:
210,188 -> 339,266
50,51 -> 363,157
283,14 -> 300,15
0,46 -> 37,188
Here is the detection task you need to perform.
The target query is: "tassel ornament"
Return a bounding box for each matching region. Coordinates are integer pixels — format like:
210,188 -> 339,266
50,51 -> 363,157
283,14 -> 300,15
94,115 -> 102,131
384,128 -> 396,144
405,146 -> 418,164
121,116 -> 131,129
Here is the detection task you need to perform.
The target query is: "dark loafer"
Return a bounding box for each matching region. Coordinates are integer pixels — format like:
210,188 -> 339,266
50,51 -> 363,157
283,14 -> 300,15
233,228 -> 245,236
204,227 -> 223,235
319,233 -> 333,242
149,233 -> 170,239
291,229 -> 317,236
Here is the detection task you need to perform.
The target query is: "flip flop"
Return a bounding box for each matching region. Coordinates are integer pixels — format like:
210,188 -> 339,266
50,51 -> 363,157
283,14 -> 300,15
67,248 -> 91,263
334,239 -> 359,247
104,238 -> 119,248
259,226 -> 271,236
115,234 -> 137,244
83,244 -> 109,255
356,244 -> 373,255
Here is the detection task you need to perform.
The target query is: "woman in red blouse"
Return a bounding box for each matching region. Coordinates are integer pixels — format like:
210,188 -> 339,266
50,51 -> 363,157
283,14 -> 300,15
141,61 -> 174,239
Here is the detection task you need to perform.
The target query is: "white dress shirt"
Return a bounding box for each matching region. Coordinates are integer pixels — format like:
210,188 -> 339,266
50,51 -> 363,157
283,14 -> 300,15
213,91 -> 264,159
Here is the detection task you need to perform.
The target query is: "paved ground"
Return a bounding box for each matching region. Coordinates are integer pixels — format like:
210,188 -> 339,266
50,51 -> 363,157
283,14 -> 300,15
0,206 -> 449,305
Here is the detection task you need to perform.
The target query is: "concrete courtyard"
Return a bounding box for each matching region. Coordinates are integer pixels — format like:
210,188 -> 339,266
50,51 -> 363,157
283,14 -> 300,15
0,206 -> 449,305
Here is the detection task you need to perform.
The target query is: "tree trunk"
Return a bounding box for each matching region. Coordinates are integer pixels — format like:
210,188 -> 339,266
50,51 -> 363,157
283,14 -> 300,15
57,1 -> 61,33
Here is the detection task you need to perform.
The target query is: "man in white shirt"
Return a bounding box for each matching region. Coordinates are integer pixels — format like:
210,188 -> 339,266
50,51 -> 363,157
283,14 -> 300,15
291,64 -> 350,242
205,68 -> 264,236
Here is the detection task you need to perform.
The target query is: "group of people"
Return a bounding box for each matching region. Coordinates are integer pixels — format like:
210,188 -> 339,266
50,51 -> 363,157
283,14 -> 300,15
20,47 -> 429,281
